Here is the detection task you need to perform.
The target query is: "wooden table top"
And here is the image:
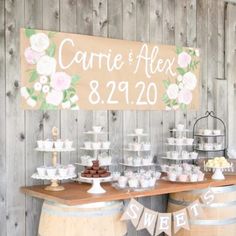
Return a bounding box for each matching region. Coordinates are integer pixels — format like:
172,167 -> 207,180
21,176 -> 236,206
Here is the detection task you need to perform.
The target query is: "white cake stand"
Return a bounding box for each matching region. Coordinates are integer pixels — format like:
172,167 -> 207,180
206,166 -> 232,180
78,174 -> 113,194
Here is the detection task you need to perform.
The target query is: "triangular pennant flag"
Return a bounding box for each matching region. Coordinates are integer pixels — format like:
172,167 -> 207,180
173,208 -> 190,234
155,213 -> 172,236
187,199 -> 204,219
136,208 -> 158,235
200,188 -> 215,205
120,199 -> 144,227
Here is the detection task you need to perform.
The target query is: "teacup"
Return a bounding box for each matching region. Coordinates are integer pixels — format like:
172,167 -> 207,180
128,178 -> 139,188
167,138 -> 175,145
204,143 -> 213,150
92,126 -> 102,133
142,158 -> 151,165
46,167 -> 57,178
65,140 -> 73,149
213,129 -> 221,135
102,141 -> 111,149
140,179 -> 149,188
172,151 -> 179,159
182,151 -> 189,159
186,138 -> 194,145
204,129 -> 212,135
44,140 -> 54,149
84,141 -> 91,149
198,143 -> 204,150
135,128 -> 143,135
58,167 -> 68,177
37,140 -> 44,149
190,152 -> 198,159
112,172 -> 121,181
118,176 -> 128,188
167,151 -> 172,158
67,164 -> 76,175
92,142 -> 101,149
177,124 -> 185,131
54,140 -> 64,149
148,177 -> 156,187
133,158 -> 142,166
37,166 -> 46,176
214,143 -> 222,150
153,171 -> 161,180
127,157 -> 133,165
190,174 -> 198,182
176,138 -> 184,145
168,172 -> 177,181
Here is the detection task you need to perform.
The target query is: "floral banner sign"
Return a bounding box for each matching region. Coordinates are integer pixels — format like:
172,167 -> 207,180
20,28 -> 200,110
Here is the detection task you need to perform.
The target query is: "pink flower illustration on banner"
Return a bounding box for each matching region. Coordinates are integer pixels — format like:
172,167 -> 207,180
46,89 -> 63,106
167,84 -> 179,99
50,72 -> 71,91
178,52 -> 191,68
178,89 -> 192,105
24,47 -> 44,64
182,72 -> 197,90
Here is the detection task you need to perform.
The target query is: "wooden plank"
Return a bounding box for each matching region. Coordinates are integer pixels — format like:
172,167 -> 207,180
92,0 -> 108,145
42,0 -> 60,167
0,0 -> 6,235
5,0 -> 26,234
21,175 -> 236,206
196,0 -> 208,128
136,1 -> 151,235
60,0 -> 78,167
122,1 -> 137,234
226,3 -> 236,149
24,0 -> 44,235
149,0 -> 166,214
76,0 -> 94,173
207,0 -> 218,129
175,0 -> 187,126
186,0 -> 198,130
107,0 -> 123,172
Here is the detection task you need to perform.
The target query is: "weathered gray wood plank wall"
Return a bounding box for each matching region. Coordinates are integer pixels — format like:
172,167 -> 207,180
0,0 -> 235,235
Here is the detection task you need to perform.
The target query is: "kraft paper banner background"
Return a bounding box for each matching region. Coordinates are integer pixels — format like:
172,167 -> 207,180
173,209 -> 190,234
136,208 -> 158,235
20,28 -> 200,110
155,213 -> 172,236
120,199 -> 144,227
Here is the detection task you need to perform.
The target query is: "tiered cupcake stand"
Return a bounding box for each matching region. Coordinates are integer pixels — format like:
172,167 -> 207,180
120,131 -> 154,170
77,128 -> 113,194
161,126 -> 197,163
31,127 -> 76,191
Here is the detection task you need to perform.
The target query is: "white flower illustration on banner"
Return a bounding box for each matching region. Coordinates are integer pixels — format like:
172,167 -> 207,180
30,33 -> 50,52
182,72 -> 197,90
178,51 -> 191,68
21,28 -> 81,110
167,84 -> 179,99
36,55 -> 56,76
162,46 -> 199,111
46,89 -> 63,106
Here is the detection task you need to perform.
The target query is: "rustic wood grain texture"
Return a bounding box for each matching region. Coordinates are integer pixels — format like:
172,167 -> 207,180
0,1 -> 234,236
122,1 -> 138,234
107,0 -> 123,172
60,0 -> 78,167
24,0 -> 44,235
21,175 -> 236,206
226,3 -> 236,149
5,0 -> 26,235
0,0 -> 6,235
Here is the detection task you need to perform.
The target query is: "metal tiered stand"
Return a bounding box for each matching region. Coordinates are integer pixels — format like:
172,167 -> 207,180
193,111 -> 227,158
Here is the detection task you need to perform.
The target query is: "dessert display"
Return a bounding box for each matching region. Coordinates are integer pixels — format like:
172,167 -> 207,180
161,124 -> 196,162
113,169 -> 161,190
79,154 -> 112,166
32,127 -> 76,191
81,160 -> 111,178
161,163 -> 205,183
204,157 -> 233,180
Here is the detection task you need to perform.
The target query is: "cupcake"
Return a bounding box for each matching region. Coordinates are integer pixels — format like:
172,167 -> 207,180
168,172 -> 177,181
190,174 -> 198,182
178,174 -> 188,182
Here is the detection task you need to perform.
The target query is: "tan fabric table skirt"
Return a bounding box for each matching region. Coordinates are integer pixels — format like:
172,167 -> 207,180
38,200 -> 127,236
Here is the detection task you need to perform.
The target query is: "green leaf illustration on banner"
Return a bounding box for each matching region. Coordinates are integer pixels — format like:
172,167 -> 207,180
46,42 -> 56,57
176,67 -> 186,76
71,75 -> 80,85
29,70 -> 38,82
176,46 -> 183,55
163,80 -> 170,89
25,28 -> 36,38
